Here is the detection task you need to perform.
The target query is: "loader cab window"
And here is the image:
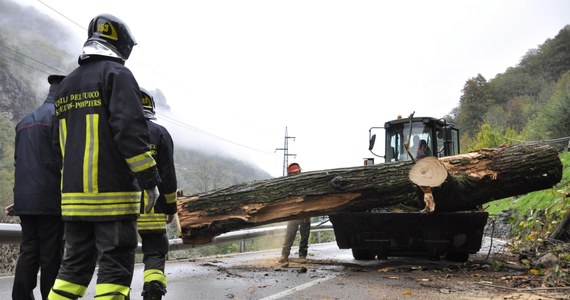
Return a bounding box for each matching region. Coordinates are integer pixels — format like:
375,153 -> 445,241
451,129 -> 459,153
435,124 -> 460,157
385,131 -> 402,162
447,127 -> 460,156
385,120 -> 434,162
435,126 -> 445,157
378,117 -> 460,163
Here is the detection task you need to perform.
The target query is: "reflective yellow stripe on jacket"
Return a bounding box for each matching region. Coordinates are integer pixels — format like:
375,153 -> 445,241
58,119 -> 67,158
126,151 -> 156,173
137,213 -> 167,231
164,191 -> 177,204
61,192 -> 141,217
84,114 -> 99,193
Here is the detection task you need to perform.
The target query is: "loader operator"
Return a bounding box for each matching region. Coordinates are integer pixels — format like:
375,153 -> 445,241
279,163 -> 311,263
49,14 -> 161,300
416,139 -> 432,159
137,88 -> 178,300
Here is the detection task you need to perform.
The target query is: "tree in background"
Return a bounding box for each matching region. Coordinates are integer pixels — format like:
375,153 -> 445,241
192,160 -> 230,193
490,68 -> 544,105
456,74 -> 492,150
454,26 -> 570,152
482,105 -> 508,129
522,71 -> 570,142
468,123 -> 519,152
503,96 -> 532,133
519,25 -> 570,82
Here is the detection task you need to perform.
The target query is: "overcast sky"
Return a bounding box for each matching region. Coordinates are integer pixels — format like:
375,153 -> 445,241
21,0 -> 570,177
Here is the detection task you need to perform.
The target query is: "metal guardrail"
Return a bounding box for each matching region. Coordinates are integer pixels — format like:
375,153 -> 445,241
167,222 -> 334,251
0,222 -> 334,252
0,223 -> 21,244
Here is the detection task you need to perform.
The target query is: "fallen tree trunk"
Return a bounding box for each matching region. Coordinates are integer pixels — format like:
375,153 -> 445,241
177,142 -> 562,244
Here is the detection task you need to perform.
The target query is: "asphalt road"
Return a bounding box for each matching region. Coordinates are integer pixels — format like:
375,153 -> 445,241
1,238 -> 537,300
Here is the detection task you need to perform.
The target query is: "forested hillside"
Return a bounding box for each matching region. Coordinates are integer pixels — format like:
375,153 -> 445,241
445,27 -> 570,286
449,25 -> 570,151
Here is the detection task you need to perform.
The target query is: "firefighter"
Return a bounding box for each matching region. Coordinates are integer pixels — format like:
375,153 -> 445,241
278,163 -> 311,263
7,74 -> 65,300
48,14 -> 161,300
138,88 -> 178,300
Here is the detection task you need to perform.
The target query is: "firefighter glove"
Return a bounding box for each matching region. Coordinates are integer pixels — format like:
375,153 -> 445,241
145,186 -> 160,214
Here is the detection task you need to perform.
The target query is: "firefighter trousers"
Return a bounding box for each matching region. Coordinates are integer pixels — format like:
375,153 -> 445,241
49,220 -> 137,299
139,231 -> 169,286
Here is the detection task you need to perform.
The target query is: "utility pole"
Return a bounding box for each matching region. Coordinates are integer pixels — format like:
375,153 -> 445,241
275,126 -> 296,176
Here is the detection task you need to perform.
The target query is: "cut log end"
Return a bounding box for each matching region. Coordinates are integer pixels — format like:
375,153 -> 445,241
409,157 -> 448,187
410,157 -> 448,213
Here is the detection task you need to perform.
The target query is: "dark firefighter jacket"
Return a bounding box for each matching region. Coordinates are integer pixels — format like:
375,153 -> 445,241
138,120 -> 178,232
13,84 -> 61,215
54,56 -> 161,221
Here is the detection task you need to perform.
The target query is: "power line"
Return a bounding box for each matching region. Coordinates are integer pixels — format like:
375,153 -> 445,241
35,0 -> 200,110
1,3 -> 275,157
0,40 -> 273,156
0,52 -> 49,75
499,133 -> 570,146
0,45 -> 65,75
37,0 -> 86,30
30,0 -> 277,157
0,44 -> 273,156
156,111 -> 273,154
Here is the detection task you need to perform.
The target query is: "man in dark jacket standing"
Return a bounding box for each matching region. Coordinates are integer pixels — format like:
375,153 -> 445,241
49,14 -> 161,300
7,74 -> 65,300
137,88 -> 178,300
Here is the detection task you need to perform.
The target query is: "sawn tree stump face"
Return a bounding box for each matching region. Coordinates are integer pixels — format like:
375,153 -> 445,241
176,142 -> 562,244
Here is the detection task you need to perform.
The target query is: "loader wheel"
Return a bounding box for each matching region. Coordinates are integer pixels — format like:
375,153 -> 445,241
445,250 -> 469,262
352,248 -> 375,260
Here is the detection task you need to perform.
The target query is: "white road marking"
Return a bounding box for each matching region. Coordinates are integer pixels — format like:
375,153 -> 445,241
259,275 -> 337,300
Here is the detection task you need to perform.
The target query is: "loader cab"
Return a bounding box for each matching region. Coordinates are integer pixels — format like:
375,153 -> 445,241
368,117 -> 459,162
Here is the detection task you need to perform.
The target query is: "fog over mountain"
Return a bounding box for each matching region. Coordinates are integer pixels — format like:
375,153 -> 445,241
0,0 -> 272,194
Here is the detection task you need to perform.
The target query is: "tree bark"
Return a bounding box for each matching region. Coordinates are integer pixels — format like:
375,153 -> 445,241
176,142 -> 562,244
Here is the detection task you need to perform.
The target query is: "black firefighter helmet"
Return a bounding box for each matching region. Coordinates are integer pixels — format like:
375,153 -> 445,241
140,88 -> 156,120
87,14 -> 137,60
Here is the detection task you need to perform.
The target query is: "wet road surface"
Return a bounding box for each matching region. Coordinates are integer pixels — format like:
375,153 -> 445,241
3,238 -> 556,300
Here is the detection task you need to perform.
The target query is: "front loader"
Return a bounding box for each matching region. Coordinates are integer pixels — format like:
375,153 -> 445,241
329,115 -> 488,261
